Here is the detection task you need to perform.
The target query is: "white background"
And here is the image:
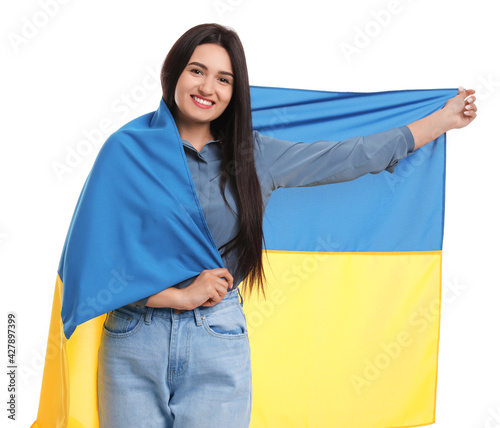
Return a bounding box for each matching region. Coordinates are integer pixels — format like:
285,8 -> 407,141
2,0 -> 499,426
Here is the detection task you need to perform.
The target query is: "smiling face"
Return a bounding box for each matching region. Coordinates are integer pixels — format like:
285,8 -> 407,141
173,43 -> 234,132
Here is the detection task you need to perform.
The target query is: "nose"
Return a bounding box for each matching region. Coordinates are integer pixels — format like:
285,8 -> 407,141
198,77 -> 214,96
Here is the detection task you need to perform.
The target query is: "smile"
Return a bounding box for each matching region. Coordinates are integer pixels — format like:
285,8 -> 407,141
191,95 -> 215,109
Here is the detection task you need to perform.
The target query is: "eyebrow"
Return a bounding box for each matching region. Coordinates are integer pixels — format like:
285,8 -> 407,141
187,61 -> 234,78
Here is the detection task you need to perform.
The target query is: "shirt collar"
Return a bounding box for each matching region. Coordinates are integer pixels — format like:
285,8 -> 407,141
180,138 -> 221,150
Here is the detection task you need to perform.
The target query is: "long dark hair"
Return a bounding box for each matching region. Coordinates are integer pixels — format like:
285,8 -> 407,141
161,23 -> 267,300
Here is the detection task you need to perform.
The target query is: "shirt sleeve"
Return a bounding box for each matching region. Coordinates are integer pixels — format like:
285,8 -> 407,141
254,125 -> 415,191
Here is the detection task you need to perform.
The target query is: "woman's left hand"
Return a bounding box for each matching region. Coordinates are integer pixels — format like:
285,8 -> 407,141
408,86 -> 478,150
443,86 -> 478,130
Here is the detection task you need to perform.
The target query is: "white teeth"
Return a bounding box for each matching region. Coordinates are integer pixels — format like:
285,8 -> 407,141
193,96 -> 213,106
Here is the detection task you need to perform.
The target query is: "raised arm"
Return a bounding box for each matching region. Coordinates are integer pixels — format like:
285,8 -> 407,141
254,125 -> 415,191
254,87 -> 477,192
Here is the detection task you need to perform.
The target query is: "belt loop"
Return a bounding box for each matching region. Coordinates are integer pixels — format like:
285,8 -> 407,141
144,307 -> 154,325
236,287 -> 244,306
193,307 -> 202,326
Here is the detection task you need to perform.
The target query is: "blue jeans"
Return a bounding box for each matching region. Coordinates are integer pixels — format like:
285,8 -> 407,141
97,287 -> 252,427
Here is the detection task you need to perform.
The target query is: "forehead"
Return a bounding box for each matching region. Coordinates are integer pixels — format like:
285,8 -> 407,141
188,43 -> 233,72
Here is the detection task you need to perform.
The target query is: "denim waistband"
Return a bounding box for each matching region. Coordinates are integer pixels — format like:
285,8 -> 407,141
121,286 -> 244,323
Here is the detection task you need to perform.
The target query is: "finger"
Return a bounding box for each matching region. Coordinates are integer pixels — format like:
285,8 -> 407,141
464,110 -> 477,118
464,91 -> 476,102
458,87 -> 476,102
204,290 -> 223,305
464,111 -> 477,120
458,86 -> 475,95
206,268 -> 229,275
200,282 -> 229,306
215,279 -> 230,297
204,268 -> 233,289
217,268 -> 234,288
209,267 -> 233,280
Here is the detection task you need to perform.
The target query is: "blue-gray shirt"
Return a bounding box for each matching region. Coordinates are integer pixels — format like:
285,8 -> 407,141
133,125 -> 415,307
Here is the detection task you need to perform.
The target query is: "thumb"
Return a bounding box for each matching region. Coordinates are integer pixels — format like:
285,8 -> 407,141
458,86 -> 467,97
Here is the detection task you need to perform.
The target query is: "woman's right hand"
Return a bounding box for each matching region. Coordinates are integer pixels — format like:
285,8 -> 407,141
179,268 -> 234,310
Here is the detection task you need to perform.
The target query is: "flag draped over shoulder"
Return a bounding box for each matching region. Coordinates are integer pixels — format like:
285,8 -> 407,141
31,86 -> 455,428
31,97 -> 226,428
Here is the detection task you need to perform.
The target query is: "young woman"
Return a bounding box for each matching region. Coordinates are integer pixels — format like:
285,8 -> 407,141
96,23 -> 477,427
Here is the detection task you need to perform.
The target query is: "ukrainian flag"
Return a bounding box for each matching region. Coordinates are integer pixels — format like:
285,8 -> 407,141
246,86 -> 452,427
31,85 -> 454,428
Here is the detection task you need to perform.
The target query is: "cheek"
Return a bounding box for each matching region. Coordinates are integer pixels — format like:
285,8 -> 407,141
222,89 -> 233,106
174,82 -> 190,110
173,83 -> 181,104
174,76 -> 189,99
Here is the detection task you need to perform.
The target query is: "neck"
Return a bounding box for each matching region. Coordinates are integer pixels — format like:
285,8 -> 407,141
174,112 -> 214,153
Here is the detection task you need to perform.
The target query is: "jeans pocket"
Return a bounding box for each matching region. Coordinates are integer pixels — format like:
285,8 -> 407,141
201,302 -> 248,340
103,306 -> 144,338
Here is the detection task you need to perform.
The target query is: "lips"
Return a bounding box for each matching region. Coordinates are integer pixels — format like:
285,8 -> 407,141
190,95 -> 215,109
